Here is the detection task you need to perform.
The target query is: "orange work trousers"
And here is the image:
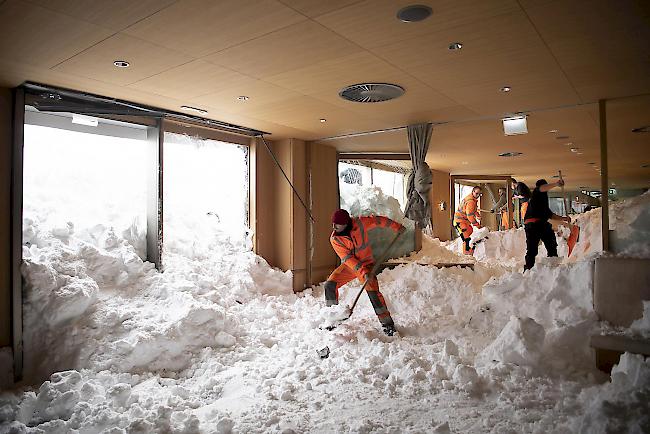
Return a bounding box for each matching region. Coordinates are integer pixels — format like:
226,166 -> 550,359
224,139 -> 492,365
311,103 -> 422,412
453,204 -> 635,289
324,263 -> 393,327
500,211 -> 510,230
454,221 -> 474,255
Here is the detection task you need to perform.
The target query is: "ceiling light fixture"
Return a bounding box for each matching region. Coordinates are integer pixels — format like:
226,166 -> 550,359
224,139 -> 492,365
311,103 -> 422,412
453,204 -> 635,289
71,114 -> 98,127
180,105 -> 208,114
397,5 -> 433,22
502,115 -> 528,136
632,126 -> 650,133
113,60 -> 130,68
237,96 -> 249,101
556,135 -> 570,140
320,118 -> 327,123
570,147 -> 580,153
642,164 -> 649,168
500,86 -> 511,93
549,129 -> 558,134
448,42 -> 463,50
498,151 -> 523,157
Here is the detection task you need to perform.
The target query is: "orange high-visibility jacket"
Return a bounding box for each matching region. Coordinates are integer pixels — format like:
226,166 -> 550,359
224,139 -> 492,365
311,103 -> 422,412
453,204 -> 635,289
454,194 -> 481,227
330,216 -> 402,272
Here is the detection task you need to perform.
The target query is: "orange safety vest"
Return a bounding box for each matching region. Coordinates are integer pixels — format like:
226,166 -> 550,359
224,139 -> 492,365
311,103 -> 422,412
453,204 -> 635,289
330,216 -> 401,271
454,194 -> 481,227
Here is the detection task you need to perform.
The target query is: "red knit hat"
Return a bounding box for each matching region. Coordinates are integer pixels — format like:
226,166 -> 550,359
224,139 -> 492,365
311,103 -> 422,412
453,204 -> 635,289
332,209 -> 351,225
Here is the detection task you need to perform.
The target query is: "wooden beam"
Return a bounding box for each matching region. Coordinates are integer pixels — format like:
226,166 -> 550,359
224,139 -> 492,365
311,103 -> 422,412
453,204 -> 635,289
338,153 -> 411,160
451,175 -> 513,181
599,99 -> 609,252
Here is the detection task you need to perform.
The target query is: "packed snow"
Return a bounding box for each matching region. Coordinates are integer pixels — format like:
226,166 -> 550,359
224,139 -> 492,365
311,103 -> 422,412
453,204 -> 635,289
1,186 -> 649,433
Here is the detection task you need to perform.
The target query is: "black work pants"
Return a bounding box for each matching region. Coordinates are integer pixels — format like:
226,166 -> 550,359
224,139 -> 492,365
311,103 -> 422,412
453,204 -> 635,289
524,221 -> 557,271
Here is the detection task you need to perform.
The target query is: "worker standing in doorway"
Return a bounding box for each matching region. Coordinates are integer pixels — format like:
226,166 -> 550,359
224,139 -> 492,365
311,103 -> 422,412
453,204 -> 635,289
324,209 -> 405,336
490,188 -> 509,230
510,178 -> 531,227
523,179 -> 571,271
453,186 -> 482,255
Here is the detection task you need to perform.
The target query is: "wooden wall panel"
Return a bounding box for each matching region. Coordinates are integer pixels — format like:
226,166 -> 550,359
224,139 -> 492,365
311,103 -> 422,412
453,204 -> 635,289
430,169 -> 451,241
0,88 -> 11,347
273,139 -> 292,271
290,139 -> 308,292
309,142 -> 339,284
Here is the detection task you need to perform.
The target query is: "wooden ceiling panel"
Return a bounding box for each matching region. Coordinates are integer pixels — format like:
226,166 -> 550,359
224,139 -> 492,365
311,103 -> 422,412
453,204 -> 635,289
264,51 -> 411,96
54,33 -> 194,86
309,80 -> 468,124
203,20 -> 363,79
277,0 -> 362,18
190,79 -> 303,114
128,60 -> 252,100
25,0 -> 177,31
0,0 -> 113,68
372,10 -> 578,107
315,0 -> 519,50
522,0 -> 650,101
122,0 -> 305,58
244,95 -> 386,134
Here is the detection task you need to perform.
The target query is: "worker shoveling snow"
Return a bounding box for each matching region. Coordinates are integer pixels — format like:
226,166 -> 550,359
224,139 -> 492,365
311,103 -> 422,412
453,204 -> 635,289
1,190 -> 649,432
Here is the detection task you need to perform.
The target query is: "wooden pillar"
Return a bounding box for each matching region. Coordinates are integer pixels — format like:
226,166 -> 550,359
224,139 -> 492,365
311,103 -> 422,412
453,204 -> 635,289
599,99 -> 609,252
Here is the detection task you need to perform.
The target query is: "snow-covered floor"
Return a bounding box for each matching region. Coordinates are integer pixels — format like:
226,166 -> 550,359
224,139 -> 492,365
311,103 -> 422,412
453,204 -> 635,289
1,192 -> 650,433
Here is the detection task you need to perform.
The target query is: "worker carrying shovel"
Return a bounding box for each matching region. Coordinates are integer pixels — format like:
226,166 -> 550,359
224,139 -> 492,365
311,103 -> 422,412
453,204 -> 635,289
324,209 -> 405,336
453,186 -> 483,255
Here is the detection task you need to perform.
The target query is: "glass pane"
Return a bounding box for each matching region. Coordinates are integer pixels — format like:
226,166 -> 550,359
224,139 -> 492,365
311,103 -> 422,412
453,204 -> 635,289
163,133 -> 250,258
23,122 -> 148,258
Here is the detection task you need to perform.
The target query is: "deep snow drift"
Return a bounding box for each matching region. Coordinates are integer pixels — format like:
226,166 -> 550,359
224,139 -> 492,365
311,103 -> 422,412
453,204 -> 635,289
1,191 -> 649,433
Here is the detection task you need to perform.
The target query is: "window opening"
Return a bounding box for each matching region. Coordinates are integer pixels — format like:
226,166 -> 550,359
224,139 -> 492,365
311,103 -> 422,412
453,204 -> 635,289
163,132 -> 250,260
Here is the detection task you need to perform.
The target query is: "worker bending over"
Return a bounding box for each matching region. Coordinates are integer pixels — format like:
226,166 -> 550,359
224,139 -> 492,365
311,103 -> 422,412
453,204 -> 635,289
325,209 -> 405,336
523,179 -> 571,271
453,186 -> 482,255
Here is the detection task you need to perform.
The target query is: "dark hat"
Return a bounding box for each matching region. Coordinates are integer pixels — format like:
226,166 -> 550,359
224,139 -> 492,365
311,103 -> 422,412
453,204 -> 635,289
332,209 -> 351,225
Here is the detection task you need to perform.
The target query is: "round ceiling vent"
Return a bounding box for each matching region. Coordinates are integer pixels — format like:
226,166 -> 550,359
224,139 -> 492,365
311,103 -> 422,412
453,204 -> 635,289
339,83 -> 405,103
397,5 -> 433,22
498,151 -> 523,157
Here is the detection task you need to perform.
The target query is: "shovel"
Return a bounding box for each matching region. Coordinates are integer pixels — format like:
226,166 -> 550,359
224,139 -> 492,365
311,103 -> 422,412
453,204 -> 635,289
322,227 -> 406,330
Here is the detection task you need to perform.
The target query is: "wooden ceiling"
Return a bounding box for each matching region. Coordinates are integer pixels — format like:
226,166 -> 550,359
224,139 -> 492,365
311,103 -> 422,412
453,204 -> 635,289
0,0 -> 649,189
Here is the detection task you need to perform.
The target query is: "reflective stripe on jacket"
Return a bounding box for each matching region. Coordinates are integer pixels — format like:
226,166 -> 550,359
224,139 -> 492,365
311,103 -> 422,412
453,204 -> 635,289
454,194 -> 481,226
330,216 -> 401,271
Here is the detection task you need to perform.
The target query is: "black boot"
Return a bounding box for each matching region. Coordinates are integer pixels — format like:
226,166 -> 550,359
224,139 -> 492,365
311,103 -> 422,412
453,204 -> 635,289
382,323 -> 396,336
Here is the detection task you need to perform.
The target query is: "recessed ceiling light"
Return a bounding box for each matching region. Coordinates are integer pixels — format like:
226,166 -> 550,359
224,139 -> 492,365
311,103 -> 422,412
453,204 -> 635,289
570,147 -> 580,152
556,135 -> 570,140
113,60 -> 130,68
448,42 -> 463,50
500,86 -> 511,93
642,164 -> 649,168
498,151 -> 523,157
576,152 -> 583,155
237,96 -> 249,101
632,126 -> 650,133
180,105 -> 208,115
549,129 -> 558,134
320,118 -> 327,123
588,162 -> 596,165
461,161 -> 469,165
563,142 -> 574,146
397,5 -> 433,22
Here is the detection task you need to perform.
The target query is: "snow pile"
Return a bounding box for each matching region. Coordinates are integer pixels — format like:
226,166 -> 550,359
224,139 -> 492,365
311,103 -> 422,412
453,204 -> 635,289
608,191 -> 650,256
339,183 -> 406,224
630,301 -> 650,338
571,353 -> 650,433
477,316 -> 546,368
17,216 -> 292,383
401,233 -> 473,264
